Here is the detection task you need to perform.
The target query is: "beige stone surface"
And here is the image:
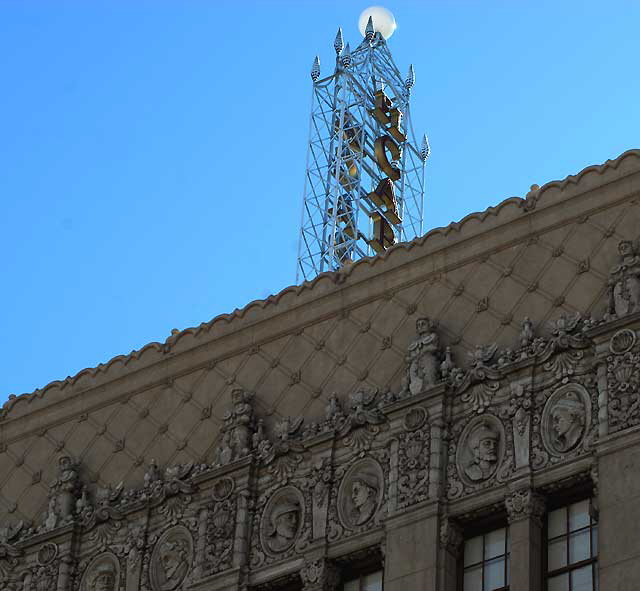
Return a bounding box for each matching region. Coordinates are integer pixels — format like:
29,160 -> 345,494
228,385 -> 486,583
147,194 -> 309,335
1,150 -> 638,526
1,150 -> 640,591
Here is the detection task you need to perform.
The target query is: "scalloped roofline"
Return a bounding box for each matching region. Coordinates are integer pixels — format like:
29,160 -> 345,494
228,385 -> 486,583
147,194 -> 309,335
4,148 -> 640,417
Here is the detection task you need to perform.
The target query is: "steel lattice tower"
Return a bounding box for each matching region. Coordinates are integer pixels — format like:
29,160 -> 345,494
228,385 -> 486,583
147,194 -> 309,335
296,17 -> 430,282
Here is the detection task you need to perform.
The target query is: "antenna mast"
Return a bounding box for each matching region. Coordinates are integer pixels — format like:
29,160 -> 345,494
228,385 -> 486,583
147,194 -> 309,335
297,9 -> 429,282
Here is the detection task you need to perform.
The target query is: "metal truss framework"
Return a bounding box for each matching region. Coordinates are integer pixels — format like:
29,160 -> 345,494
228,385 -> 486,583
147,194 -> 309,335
297,24 -> 429,282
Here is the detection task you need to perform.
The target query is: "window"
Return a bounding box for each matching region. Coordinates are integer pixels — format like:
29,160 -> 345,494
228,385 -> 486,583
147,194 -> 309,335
546,499 -> 598,591
462,527 -> 509,591
343,571 -> 383,591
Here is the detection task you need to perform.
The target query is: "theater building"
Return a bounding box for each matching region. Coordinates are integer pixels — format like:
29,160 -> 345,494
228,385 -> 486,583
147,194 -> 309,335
1,149 -> 640,590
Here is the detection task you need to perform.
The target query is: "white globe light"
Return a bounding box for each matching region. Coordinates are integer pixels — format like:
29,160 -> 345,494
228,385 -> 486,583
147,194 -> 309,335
358,6 -> 397,40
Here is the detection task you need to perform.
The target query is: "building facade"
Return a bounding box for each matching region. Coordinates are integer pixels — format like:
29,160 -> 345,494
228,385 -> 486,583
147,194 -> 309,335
1,150 -> 640,590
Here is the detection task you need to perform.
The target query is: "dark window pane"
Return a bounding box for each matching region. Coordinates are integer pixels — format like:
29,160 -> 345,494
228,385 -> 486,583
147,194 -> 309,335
484,557 -> 505,590
464,536 -> 483,567
363,571 -> 383,591
571,564 -> 593,591
548,507 -> 567,538
548,538 -> 567,571
548,573 -> 569,591
569,530 -> 591,565
463,566 -> 482,591
485,528 -> 506,560
569,500 -> 590,532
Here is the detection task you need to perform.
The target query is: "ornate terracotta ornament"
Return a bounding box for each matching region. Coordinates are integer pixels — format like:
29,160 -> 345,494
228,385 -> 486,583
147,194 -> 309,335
542,384 -> 590,455
609,328 -> 637,354
456,415 -> 505,485
403,317 -> 441,395
149,526 -> 193,591
337,458 -> 384,529
606,239 -> 640,319
260,486 -> 304,555
80,553 -> 119,591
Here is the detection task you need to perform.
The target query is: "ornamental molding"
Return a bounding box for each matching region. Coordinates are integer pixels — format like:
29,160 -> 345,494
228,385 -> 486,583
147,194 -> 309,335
504,489 -> 545,524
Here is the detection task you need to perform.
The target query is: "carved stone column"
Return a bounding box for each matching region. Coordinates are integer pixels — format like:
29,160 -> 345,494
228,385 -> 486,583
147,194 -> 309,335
300,558 -> 340,591
505,489 -> 545,591
438,517 -> 463,591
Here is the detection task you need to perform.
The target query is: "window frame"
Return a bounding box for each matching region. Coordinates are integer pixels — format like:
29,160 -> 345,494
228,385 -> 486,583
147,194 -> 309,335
543,496 -> 598,591
341,568 -> 384,591
458,520 -> 510,591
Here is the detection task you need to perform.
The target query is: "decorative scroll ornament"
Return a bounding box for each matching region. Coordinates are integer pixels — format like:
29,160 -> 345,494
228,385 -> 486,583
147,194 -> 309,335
140,462 -> 195,504
453,344 -> 501,413
30,562 -> 59,591
605,239 -> 640,320
300,558 -> 340,591
0,521 -> 23,578
78,482 -> 124,528
397,407 -> 430,507
607,329 -> 640,433
537,314 -> 590,383
505,489 -> 545,525
258,416 -> 305,482
499,383 -> 532,470
203,477 -> 236,576
610,328 -> 637,354
337,458 -> 384,530
329,389 -> 386,454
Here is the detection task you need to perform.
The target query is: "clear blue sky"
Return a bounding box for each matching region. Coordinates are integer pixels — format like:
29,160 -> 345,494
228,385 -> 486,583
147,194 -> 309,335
2,0 -> 639,400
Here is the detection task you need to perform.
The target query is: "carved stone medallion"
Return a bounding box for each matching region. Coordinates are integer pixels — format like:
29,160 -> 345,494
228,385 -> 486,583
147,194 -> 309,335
337,457 -> 384,529
150,526 -> 193,591
211,476 -> 235,501
403,407 -> 428,431
260,486 -> 304,555
456,415 -> 505,485
37,542 -> 58,566
80,553 -> 119,591
610,328 -> 637,354
542,384 -> 591,455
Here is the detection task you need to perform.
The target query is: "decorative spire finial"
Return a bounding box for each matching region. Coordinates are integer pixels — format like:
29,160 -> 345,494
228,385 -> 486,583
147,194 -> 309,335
334,27 -> 344,55
421,134 -> 431,162
405,64 -> 415,89
365,15 -> 375,41
311,56 -> 320,82
342,42 -> 352,68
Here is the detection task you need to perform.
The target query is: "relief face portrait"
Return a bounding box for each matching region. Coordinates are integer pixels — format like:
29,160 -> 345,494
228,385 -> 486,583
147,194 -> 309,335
260,486 -> 304,555
267,501 -> 300,551
338,458 -> 384,529
456,415 -> 505,485
91,565 -> 116,591
80,554 -> 119,591
465,422 -> 499,481
542,385 -> 590,455
159,540 -> 189,587
150,527 -> 193,591
349,474 -> 379,525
